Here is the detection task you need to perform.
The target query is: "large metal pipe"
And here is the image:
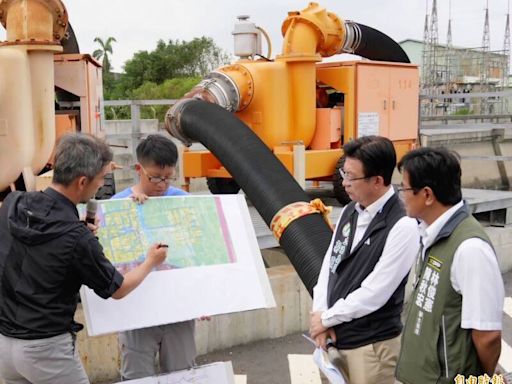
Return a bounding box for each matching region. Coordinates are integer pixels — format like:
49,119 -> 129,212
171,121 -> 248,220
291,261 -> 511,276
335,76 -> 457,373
0,0 -> 68,190
0,48 -> 34,191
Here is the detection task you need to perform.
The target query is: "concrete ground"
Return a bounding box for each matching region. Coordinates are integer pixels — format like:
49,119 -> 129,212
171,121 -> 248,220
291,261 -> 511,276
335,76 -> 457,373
196,270 -> 512,384
197,332 -> 327,384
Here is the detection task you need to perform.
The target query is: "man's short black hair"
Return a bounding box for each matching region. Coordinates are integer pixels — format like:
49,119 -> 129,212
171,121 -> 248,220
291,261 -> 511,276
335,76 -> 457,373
397,147 -> 462,206
136,134 -> 178,167
343,136 -> 396,185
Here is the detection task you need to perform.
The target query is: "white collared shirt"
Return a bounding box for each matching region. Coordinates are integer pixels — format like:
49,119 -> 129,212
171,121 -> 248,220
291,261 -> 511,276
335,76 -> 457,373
313,187 -> 420,328
418,201 -> 504,331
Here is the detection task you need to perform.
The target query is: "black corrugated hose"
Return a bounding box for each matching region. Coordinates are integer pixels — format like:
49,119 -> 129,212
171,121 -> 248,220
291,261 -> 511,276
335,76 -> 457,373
352,23 -> 410,63
169,100 -> 333,295
168,26 -> 411,295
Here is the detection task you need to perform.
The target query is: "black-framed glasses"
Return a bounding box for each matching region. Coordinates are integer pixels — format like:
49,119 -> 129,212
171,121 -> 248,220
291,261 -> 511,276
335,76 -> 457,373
140,165 -> 176,184
339,169 -> 371,182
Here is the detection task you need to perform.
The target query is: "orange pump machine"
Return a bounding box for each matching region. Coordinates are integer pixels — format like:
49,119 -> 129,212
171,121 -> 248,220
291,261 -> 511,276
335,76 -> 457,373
177,3 -> 419,198
0,0 -> 104,194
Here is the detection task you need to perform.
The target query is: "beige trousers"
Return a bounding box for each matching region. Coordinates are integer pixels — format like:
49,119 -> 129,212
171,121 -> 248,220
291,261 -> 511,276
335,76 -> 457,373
329,335 -> 401,384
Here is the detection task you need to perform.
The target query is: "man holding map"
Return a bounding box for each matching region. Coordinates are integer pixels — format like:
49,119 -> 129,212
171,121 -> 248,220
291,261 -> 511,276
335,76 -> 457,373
112,134 -> 198,380
0,133 -> 167,384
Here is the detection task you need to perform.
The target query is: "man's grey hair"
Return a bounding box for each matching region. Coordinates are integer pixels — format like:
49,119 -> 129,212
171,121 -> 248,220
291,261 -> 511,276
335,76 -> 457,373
52,133 -> 113,186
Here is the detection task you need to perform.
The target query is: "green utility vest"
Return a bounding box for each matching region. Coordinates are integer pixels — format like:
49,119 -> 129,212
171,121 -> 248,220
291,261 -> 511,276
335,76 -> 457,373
396,210 -> 490,384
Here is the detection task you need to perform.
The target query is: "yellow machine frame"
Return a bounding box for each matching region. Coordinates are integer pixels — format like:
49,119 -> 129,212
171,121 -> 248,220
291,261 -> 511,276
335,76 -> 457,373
178,3 -> 419,191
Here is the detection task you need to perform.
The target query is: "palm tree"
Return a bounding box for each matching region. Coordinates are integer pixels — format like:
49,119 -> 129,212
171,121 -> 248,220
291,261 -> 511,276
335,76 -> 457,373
93,36 -> 117,73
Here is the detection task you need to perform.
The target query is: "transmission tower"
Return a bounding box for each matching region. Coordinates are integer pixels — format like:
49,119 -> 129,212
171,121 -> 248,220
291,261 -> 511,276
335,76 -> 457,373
504,2 -> 511,86
482,3 -> 491,51
421,0 -> 430,90
446,0 -> 454,97
447,14 -> 452,48
502,1 -> 510,113
480,1 -> 491,113
429,0 -> 439,88
422,0 -> 439,115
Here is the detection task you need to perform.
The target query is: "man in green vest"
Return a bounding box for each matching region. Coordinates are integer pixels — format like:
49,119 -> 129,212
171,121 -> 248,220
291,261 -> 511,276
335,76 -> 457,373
395,147 -> 504,383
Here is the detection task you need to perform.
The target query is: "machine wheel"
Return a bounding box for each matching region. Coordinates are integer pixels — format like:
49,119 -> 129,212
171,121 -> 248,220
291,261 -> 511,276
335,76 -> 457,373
95,173 -> 116,200
207,177 -> 241,194
333,156 -> 351,205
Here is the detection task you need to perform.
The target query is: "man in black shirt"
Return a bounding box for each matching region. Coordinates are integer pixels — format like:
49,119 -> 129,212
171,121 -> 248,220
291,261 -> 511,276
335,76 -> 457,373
0,134 -> 167,384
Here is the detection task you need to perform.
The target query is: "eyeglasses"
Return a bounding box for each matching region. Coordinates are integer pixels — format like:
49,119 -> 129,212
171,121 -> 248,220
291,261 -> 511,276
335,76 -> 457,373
339,169 -> 371,182
139,165 -> 176,184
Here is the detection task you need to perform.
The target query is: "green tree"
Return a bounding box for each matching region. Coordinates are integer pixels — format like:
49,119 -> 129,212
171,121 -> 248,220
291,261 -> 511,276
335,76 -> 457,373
120,37 -> 230,92
452,107 -> 472,115
105,77 -> 201,121
102,36 -> 231,120
93,36 -> 117,73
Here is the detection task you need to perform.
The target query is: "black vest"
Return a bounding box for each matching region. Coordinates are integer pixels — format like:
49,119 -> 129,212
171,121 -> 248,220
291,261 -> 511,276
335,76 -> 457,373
327,193 -> 407,349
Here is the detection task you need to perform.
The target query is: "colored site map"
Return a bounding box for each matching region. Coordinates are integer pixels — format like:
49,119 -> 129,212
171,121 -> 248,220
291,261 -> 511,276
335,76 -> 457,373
94,196 -> 236,273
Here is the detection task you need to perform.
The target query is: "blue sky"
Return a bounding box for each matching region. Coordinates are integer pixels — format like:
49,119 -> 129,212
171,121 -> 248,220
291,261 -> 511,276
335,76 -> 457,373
1,0 -> 510,71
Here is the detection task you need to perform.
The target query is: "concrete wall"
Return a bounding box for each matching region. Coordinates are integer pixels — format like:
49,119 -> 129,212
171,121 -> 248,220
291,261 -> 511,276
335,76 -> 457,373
104,119 -> 160,192
421,126 -> 512,189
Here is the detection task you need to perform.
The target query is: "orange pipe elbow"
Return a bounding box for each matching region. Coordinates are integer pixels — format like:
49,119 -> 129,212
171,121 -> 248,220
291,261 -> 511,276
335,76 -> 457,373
281,2 -> 345,58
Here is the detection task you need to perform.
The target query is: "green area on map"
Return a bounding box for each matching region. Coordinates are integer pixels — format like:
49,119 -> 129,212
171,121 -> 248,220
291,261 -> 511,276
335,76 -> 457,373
96,197 -> 234,270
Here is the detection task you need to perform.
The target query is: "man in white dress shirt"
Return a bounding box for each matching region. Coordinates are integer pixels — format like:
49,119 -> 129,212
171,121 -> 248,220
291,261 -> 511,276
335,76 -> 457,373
309,136 -> 420,384
395,147 -> 504,383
